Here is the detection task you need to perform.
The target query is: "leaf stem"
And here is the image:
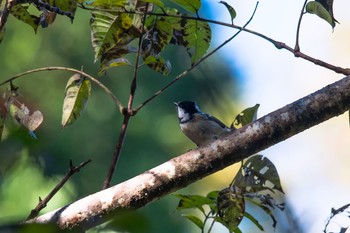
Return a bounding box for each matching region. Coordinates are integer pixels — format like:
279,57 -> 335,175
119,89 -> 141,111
0,67 -> 124,113
294,0 -> 308,52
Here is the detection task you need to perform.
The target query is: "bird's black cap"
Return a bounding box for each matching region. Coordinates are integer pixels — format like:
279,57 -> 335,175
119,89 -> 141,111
174,101 -> 200,114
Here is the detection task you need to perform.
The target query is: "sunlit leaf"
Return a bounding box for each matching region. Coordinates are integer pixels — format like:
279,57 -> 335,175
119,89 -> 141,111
143,55 -> 171,75
11,4 -> 39,32
219,1 -> 236,24
62,74 -> 91,127
306,1 -> 337,28
142,16 -> 173,57
139,0 -> 164,8
217,186 -> 245,232
231,104 -> 259,129
182,214 -> 204,230
88,0 -> 127,7
171,18 -> 211,64
171,0 -> 201,14
90,11 -> 140,62
234,155 -> 284,193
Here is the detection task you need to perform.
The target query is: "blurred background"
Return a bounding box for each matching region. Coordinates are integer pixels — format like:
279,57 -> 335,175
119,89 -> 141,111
0,0 -> 350,232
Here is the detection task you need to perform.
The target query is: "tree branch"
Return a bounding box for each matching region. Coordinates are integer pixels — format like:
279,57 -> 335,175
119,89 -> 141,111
0,0 -> 15,33
27,75 -> 350,231
0,67 -> 124,113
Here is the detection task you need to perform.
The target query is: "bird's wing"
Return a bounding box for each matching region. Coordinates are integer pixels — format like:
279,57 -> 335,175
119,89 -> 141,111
202,113 -> 228,129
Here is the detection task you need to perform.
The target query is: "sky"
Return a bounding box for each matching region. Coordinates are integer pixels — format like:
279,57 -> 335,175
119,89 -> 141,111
206,0 -> 350,232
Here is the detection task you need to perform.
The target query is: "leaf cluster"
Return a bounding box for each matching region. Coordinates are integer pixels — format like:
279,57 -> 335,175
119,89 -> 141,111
174,155 -> 285,233
90,4 -> 212,76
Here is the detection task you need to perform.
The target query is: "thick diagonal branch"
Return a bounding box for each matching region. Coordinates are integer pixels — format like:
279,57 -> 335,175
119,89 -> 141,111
28,76 -> 350,231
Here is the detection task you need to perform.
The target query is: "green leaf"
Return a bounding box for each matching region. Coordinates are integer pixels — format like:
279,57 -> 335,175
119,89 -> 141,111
206,190 -> 220,213
185,19 -> 211,64
234,155 -> 284,193
90,11 -> 140,62
88,0 -> 127,8
139,0 -> 164,8
231,104 -> 259,129
182,214 -> 204,230
143,55 -> 171,75
62,74 -> 91,128
10,4 -> 39,32
99,46 -> 136,76
217,186 -> 245,232
306,1 -> 337,28
173,193 -> 215,214
170,18 -> 211,64
142,16 -> 173,57
170,0 -> 201,14
244,211 -> 264,231
219,1 -> 236,24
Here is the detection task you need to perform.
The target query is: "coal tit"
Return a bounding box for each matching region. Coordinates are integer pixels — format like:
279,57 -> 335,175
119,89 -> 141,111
174,101 -> 232,147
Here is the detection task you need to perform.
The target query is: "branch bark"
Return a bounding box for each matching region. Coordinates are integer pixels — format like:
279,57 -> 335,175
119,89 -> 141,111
28,76 -> 350,231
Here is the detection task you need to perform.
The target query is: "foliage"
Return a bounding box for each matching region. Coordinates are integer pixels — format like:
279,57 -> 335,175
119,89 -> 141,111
62,73 -> 91,127
174,155 -> 285,232
0,0 -> 348,232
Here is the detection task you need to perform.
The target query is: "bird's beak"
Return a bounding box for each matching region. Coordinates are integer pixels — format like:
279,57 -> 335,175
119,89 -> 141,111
173,102 -> 179,106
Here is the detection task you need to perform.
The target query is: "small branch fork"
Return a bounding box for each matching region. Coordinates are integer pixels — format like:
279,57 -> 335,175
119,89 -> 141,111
101,2 -> 259,189
102,3 -> 150,189
26,159 -> 91,221
294,0 -> 309,51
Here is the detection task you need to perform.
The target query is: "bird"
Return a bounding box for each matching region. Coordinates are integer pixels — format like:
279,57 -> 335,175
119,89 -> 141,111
174,101 -> 232,147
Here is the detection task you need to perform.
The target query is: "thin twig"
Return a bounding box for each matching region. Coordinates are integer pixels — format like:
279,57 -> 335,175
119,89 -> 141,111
0,67 -> 124,113
34,0 -> 74,21
101,5 -> 149,190
294,0 -> 308,52
0,0 -> 15,32
133,2 -> 259,113
26,159 -> 92,220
